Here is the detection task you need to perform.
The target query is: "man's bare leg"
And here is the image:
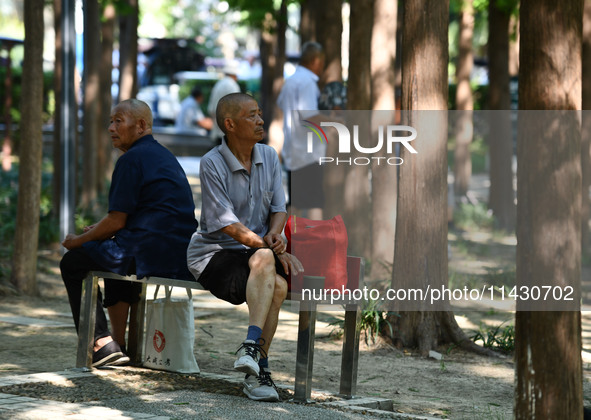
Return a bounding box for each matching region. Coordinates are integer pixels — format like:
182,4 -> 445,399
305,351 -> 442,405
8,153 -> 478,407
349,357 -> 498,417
260,275 -> 288,355
245,248 -> 277,328
107,301 -> 130,350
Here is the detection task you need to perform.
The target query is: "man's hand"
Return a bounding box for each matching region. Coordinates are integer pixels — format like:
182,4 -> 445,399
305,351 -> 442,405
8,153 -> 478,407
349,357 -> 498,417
62,234 -> 82,250
277,252 -> 304,276
264,233 -> 286,255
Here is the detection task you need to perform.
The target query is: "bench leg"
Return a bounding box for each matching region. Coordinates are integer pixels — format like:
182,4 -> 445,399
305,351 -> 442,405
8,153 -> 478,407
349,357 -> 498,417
76,273 -> 99,368
293,301 -> 317,403
339,303 -> 361,398
127,283 -> 147,365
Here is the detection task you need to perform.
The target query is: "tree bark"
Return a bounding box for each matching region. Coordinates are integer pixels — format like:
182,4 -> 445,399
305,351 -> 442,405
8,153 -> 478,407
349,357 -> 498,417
582,0 -> 591,256
82,0 -> 100,213
52,0 -> 62,224
117,0 -> 138,102
97,3 -> 115,195
299,0 -> 317,44
260,2 -> 286,155
11,0 -> 44,295
515,0 -> 583,418
453,0 -> 474,198
344,0 -> 373,260
386,0 -> 490,356
369,0 -> 397,283
316,0 -> 343,86
487,0 -> 516,231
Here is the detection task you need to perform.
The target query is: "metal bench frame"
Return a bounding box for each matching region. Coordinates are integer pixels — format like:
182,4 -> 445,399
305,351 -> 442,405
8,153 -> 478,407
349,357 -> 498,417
76,256 -> 364,402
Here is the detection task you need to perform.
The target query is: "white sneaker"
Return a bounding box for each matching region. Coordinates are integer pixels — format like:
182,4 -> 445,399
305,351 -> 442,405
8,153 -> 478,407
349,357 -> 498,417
234,340 -> 261,377
243,368 -> 279,402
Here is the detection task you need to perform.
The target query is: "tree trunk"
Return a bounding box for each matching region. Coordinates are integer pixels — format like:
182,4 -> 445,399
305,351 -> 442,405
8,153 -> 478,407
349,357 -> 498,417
344,0 -> 373,260
369,0 -> 397,283
453,0 -> 474,198
82,0 -> 100,213
52,0 -> 62,224
299,0 -> 317,44
2,44 -> 14,172
97,3 -> 115,195
261,3 -> 287,155
487,0 -> 516,231
11,0 -> 44,295
583,0 -> 591,256
117,0 -> 138,102
316,0 -> 343,86
386,0 -> 491,356
515,1 -> 583,418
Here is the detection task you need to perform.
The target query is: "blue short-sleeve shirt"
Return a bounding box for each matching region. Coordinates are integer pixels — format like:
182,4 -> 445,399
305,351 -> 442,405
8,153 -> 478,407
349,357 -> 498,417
186,139 -> 286,280
83,135 -> 198,279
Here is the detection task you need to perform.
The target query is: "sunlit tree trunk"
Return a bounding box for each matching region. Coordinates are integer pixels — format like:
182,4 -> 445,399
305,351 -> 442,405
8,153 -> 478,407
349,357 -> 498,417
515,1 -> 583,418
453,0 -> 474,198
10,0 -> 44,295
488,0 -> 516,231
369,0 -> 397,283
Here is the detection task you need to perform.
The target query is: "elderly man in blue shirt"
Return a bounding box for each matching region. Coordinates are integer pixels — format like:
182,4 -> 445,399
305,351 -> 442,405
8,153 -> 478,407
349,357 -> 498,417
187,92 -> 303,402
61,99 -> 198,367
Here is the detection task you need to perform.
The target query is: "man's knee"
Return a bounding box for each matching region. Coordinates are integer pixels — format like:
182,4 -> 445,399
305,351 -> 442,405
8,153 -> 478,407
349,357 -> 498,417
249,248 -> 275,273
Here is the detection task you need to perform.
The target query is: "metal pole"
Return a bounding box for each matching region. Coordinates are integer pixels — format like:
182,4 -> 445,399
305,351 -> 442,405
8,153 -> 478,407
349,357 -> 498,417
60,0 -> 76,246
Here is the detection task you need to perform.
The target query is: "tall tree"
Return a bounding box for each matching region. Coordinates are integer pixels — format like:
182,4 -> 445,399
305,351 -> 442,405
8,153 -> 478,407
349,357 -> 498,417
10,0 -> 44,295
583,0 -> 591,256
369,0 -> 397,282
52,0 -> 62,224
344,0 -> 374,260
117,0 -> 139,101
487,0 -> 517,231
97,2 -> 115,195
515,1 -> 583,418
82,0 -> 101,212
386,0 -> 490,354
452,0 -> 474,198
299,0 -> 316,44
316,0 -> 343,86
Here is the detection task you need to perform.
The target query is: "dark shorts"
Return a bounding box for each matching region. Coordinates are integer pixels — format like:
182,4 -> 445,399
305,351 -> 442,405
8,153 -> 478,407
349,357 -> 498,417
288,163 -> 325,209
198,248 -> 288,305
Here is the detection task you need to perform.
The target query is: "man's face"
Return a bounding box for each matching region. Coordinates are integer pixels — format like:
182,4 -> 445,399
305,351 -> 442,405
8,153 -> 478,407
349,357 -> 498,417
234,100 -> 265,143
109,106 -> 141,152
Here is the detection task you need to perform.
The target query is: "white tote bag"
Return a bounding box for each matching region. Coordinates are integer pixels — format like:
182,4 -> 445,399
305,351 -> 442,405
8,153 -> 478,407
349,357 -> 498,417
143,285 -> 200,373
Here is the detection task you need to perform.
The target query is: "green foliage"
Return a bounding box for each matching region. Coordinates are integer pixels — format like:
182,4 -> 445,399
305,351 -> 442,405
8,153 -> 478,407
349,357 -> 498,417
330,299 -> 398,346
0,161 -> 59,252
470,321 -> 515,354
454,203 -> 495,230
0,66 -> 55,127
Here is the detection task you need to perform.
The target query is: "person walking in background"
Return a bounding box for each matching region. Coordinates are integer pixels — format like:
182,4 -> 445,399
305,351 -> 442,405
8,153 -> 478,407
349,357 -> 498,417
61,99 -> 198,367
277,42 -> 326,220
207,63 -> 241,144
175,87 -> 213,135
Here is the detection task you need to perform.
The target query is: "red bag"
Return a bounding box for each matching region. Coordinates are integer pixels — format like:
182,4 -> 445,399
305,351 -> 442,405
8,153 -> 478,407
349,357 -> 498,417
285,215 -> 348,292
